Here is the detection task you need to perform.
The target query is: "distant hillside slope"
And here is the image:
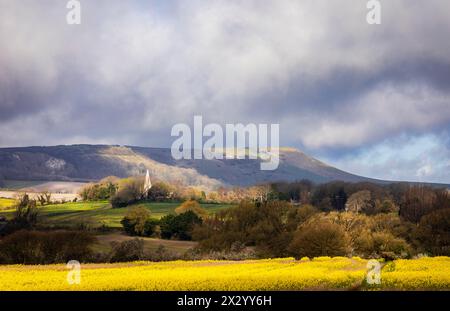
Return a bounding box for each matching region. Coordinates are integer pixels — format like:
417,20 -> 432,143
0,144 -> 386,188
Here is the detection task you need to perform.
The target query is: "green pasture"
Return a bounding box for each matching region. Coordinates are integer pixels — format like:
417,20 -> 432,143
0,200 -> 232,228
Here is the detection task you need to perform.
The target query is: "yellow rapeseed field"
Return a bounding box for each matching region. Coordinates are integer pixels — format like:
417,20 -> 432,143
380,257 -> 450,290
0,257 -> 448,291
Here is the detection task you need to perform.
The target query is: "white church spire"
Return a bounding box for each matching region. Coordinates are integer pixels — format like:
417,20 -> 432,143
143,169 -> 152,196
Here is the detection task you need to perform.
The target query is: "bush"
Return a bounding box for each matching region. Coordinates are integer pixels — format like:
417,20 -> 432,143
175,200 -> 207,218
110,177 -> 144,208
144,218 -> 160,237
183,247 -> 257,261
1,194 -> 39,235
121,206 -> 151,236
345,190 -> 374,213
399,186 -> 436,223
80,179 -> 118,201
0,230 -> 96,264
370,232 -> 411,259
194,200 -> 292,257
37,191 -> 52,206
288,218 -> 349,258
147,245 -> 178,262
160,211 -> 202,240
286,204 -> 318,231
148,182 -> 174,201
414,208 -> 450,256
109,238 -> 145,262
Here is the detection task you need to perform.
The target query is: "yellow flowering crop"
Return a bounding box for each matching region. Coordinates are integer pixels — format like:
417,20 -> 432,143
0,257 -> 448,291
380,257 -> 450,290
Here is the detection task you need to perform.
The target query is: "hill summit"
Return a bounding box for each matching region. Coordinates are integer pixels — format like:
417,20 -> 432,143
0,144 -> 378,188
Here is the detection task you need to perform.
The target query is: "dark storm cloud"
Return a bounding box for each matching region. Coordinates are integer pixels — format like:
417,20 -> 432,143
0,0 -> 449,182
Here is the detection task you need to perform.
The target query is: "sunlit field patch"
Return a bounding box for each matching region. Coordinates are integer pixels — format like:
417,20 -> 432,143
0,257 -> 448,291
380,257 -> 450,290
0,198 -> 15,210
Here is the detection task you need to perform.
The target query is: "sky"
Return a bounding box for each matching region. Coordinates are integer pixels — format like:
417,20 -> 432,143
0,0 -> 449,183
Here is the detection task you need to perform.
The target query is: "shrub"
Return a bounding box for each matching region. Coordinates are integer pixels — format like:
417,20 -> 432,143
370,232 -> 411,259
37,191 -> 52,206
286,204 -> 318,231
147,245 -> 178,261
1,194 -> 39,234
374,198 -> 399,214
148,182 -> 174,201
110,177 -> 144,208
183,247 -> 257,261
345,190 -> 373,213
194,200 -> 291,256
121,206 -> 151,236
80,179 -> 118,201
144,218 -> 160,237
160,211 -> 202,240
109,238 -> 145,262
399,186 -> 436,223
175,200 -> 207,218
288,218 -> 350,258
414,208 -> 450,256
0,230 -> 96,264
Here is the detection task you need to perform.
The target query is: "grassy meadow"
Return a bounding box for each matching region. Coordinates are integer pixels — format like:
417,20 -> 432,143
94,233 -> 197,255
0,200 -> 232,228
0,257 -> 448,291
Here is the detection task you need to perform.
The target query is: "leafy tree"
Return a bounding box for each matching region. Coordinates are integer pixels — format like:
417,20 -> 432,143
194,200 -> 292,256
432,189 -> 450,211
345,190 -> 373,213
373,198 -> 399,214
110,177 -> 144,208
6,194 -> 39,232
37,191 -> 52,206
0,230 -> 95,264
288,217 -> 349,258
160,211 -> 202,240
80,182 -> 117,201
286,204 -> 318,231
121,206 -> 151,236
144,218 -> 160,237
272,180 -> 313,204
399,186 -> 436,223
175,200 -> 207,218
312,182 -> 348,211
369,232 -> 411,259
414,208 -> 450,256
148,181 -> 173,201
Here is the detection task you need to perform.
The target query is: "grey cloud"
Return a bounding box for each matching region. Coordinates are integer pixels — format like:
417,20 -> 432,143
0,0 -> 449,182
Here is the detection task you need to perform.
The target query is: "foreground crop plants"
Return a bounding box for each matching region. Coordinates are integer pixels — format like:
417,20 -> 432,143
0,257 -> 449,291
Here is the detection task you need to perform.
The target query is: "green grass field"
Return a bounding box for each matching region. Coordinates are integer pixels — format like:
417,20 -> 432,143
0,201 -> 232,228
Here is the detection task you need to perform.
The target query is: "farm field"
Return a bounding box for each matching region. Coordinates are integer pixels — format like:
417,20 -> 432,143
94,233 -> 197,255
0,198 -> 15,210
0,201 -> 233,228
0,257 -> 448,291
381,257 -> 450,290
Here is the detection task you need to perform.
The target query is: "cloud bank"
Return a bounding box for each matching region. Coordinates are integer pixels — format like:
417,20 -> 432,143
0,0 -> 449,183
